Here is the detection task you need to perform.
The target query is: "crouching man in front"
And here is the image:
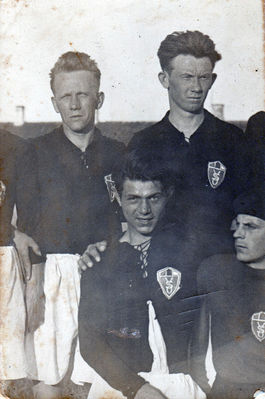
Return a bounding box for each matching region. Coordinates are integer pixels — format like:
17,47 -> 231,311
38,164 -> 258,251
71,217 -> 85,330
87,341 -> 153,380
78,148 -> 205,399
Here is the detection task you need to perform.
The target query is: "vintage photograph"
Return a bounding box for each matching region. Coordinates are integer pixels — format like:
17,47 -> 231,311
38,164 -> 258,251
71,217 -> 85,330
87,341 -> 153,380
0,0 -> 264,398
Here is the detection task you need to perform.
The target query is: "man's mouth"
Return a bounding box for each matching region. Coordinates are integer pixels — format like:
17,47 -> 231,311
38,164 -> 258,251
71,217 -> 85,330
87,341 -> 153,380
137,218 -> 153,224
235,243 -> 247,250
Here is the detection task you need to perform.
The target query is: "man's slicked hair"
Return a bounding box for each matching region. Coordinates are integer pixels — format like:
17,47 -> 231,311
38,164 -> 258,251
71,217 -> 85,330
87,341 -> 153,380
50,51 -> 101,92
157,30 -> 222,71
113,146 -> 182,196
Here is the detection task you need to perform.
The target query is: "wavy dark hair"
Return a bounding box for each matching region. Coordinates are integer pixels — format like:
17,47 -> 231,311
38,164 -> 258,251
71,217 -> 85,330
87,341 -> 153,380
158,30 -> 221,72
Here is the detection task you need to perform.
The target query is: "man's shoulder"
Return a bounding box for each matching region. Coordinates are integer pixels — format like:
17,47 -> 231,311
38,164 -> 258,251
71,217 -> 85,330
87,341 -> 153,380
0,129 -> 29,159
128,118 -> 167,149
97,129 -> 125,154
197,253 -> 242,293
205,110 -> 243,137
30,126 -> 61,147
245,111 -> 265,139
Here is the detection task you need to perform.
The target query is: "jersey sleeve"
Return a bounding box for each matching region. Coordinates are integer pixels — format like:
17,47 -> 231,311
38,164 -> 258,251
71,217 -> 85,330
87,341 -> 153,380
15,140 -> 40,237
78,268 -> 146,399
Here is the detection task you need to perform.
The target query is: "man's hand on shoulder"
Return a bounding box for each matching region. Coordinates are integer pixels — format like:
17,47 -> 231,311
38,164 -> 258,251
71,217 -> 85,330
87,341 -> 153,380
134,383 -> 168,399
78,240 -> 107,271
13,229 -> 41,281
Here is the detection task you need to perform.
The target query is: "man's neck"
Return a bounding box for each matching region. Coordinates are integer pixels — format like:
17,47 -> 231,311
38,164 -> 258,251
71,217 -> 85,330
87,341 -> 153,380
119,229 -> 151,247
63,125 -> 95,152
168,107 -> 205,139
247,260 -> 265,270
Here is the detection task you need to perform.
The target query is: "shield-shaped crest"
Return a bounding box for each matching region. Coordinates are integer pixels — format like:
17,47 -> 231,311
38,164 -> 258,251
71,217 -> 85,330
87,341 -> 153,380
251,311 -> 265,342
0,180 -> 6,207
157,267 -> 181,300
104,174 -> 121,206
207,161 -> 226,189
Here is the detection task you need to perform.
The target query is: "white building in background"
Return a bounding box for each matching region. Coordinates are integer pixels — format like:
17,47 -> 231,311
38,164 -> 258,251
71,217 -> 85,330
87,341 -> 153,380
14,106 -> 25,127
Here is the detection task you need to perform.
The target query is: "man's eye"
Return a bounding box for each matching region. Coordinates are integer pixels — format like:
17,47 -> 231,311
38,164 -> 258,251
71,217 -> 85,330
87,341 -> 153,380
181,75 -> 192,79
200,75 -> 211,80
150,195 -> 161,202
247,224 -> 257,229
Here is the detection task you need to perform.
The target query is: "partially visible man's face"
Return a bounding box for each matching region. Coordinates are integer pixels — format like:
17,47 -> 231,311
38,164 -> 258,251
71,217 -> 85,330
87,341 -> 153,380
232,214 -> 265,267
52,70 -> 102,134
161,54 -> 214,114
121,179 -> 168,242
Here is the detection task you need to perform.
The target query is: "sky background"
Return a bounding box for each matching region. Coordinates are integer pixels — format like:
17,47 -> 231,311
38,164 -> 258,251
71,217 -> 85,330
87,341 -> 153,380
0,0 -> 264,123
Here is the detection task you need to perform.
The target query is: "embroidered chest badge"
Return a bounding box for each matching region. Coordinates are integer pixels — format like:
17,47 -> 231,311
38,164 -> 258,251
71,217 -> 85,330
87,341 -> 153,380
0,180 -> 6,206
104,174 -> 121,206
207,161 -> 226,189
251,311 -> 265,342
157,267 -> 181,300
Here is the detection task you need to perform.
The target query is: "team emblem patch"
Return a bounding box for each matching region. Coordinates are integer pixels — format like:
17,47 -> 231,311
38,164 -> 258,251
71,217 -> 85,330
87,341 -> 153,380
0,180 -> 6,206
104,174 -> 121,206
157,267 -> 181,300
251,311 -> 265,342
207,161 -> 226,189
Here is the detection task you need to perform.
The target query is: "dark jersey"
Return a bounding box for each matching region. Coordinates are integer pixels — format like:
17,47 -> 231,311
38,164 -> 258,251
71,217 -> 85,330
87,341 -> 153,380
30,127 -> 125,255
79,224 -> 201,399
0,130 -> 37,245
129,111 -> 249,255
191,254 -> 265,399
245,111 -> 265,189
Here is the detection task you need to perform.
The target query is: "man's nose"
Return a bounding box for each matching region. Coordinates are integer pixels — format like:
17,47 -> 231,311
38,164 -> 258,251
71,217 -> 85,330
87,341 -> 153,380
138,199 -> 151,214
233,224 -> 245,239
70,94 -> 81,110
191,77 -> 202,92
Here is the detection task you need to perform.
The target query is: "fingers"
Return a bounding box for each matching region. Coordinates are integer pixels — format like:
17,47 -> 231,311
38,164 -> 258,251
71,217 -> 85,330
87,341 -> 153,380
18,249 -> 32,282
78,241 -> 108,271
78,254 -> 93,271
96,240 -> 107,252
30,239 -> 42,257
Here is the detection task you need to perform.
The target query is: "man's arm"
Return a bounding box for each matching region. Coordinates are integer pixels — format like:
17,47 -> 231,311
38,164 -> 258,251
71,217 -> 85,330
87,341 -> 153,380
14,140 -> 41,280
189,295 -> 211,395
79,268 -> 145,398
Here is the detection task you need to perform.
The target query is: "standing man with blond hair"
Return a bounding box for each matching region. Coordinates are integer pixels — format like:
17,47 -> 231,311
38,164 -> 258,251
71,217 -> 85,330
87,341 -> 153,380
17,51 -> 124,398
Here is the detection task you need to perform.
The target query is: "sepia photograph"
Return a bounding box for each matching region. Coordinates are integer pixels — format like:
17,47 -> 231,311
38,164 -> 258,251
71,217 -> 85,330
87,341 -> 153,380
0,0 -> 264,398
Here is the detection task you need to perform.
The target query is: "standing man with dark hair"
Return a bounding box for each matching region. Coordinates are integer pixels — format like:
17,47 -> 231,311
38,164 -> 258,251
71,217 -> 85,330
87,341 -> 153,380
18,51 -> 124,398
191,189 -> 265,399
129,30 -> 249,255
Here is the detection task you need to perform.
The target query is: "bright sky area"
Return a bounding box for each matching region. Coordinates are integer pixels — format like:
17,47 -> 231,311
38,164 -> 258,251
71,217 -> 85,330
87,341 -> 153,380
0,0 -> 264,123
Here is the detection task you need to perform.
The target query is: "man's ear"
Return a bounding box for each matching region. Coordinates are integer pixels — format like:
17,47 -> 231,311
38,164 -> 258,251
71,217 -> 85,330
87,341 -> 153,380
96,92 -> 105,110
158,71 -> 170,90
166,186 -> 175,199
51,97 -> 60,114
211,73 -> 217,88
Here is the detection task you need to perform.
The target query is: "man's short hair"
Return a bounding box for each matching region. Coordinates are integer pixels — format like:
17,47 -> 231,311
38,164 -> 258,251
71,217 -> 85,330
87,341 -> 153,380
50,51 -> 101,92
157,30 -> 222,71
113,147 -> 182,196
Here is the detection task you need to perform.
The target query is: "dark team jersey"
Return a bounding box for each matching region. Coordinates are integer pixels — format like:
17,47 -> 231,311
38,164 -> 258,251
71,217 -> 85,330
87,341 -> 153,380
129,111 -> 250,255
79,224 -> 201,399
0,130 -> 37,245
30,126 -> 125,255
191,254 -> 265,399
245,111 -> 265,189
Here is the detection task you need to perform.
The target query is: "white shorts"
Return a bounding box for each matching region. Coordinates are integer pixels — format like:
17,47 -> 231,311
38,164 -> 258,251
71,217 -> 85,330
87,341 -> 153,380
29,254 -> 81,385
0,246 -> 27,380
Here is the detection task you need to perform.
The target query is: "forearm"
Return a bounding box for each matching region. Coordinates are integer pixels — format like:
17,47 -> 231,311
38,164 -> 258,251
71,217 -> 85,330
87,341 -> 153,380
79,322 -> 146,398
